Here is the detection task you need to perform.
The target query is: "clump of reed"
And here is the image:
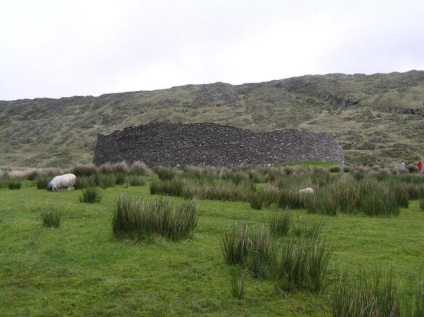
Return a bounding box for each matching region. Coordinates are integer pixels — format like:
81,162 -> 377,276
153,166 -> 180,180
181,166 -> 218,182
331,269 -> 402,317
128,176 -> 146,187
79,187 -> 102,203
129,161 -> 151,176
112,195 -> 198,241
292,219 -> 325,239
150,178 -> 254,202
95,174 -> 116,188
41,208 -> 62,228
36,175 -> 50,190
220,222 -> 330,293
306,177 -> 402,216
269,210 -> 292,236
99,161 -> 129,174
248,191 -> 264,210
420,199 -> 424,211
221,224 -> 276,279
277,188 -> 308,209
228,266 -> 247,300
72,164 -> 98,177
149,179 -> 184,197
75,175 -> 97,189
275,236 -> 330,292
220,169 -> 251,185
7,179 -> 22,190
221,223 -> 250,266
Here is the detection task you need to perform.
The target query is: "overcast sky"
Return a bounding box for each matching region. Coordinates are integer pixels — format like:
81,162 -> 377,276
1,0 -> 423,100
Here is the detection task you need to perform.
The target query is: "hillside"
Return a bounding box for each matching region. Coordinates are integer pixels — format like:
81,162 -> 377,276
1,70 -> 424,167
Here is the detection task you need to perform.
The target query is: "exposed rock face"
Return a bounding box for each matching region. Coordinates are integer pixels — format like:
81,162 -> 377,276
93,123 -> 344,167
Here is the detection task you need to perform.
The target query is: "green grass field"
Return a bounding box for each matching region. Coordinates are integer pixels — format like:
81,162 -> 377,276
1,179 -> 424,316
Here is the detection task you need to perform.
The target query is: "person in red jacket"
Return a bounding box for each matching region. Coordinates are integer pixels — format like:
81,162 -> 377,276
417,161 -> 423,174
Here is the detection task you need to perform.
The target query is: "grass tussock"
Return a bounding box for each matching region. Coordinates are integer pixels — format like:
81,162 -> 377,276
7,180 -> 22,190
72,164 -> 98,176
306,177 -> 402,216
269,210 -> 292,236
228,266 -> 247,300
276,236 -> 330,293
331,269 -> 402,317
221,222 -> 329,293
79,187 -> 102,203
130,161 -> 151,176
112,195 -> 198,241
41,208 -> 62,228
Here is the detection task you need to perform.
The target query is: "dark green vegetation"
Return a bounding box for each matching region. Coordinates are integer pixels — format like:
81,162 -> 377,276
1,163 -> 424,316
112,195 -> 198,241
1,71 -> 424,167
79,187 -> 103,203
41,208 -> 62,228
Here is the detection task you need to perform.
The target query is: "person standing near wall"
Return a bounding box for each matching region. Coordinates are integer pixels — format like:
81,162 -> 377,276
417,160 -> 423,174
400,161 -> 407,170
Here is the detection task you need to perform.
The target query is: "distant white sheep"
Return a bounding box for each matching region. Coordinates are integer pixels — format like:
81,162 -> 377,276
299,187 -> 314,194
48,173 -> 76,191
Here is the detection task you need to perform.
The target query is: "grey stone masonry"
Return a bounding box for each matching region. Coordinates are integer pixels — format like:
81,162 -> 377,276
93,122 -> 344,167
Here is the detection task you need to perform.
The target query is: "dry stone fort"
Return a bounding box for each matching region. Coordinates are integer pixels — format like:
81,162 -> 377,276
93,122 -> 344,167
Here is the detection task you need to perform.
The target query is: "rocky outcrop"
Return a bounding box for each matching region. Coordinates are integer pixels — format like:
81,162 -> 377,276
93,123 -> 344,167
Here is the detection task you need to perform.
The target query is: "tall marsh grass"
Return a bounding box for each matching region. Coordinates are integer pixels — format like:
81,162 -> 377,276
269,210 -> 292,236
221,222 -> 329,293
37,175 -> 50,190
245,225 -> 276,279
150,178 -> 254,202
306,177 -> 402,216
41,208 -> 62,228
331,269 -> 401,317
228,266 -> 247,300
276,236 -> 330,293
7,180 -> 22,190
112,195 -> 198,241
79,187 -> 102,203
221,224 -> 249,266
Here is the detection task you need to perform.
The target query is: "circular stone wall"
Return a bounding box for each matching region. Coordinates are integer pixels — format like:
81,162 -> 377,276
93,122 -> 344,167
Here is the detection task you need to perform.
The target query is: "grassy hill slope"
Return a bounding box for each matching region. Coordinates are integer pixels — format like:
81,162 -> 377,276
1,70 -> 424,167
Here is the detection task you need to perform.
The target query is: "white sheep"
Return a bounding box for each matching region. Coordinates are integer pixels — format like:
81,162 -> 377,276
48,173 -> 76,191
299,187 -> 314,194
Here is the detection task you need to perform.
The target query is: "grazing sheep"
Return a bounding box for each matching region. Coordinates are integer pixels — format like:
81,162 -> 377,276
299,187 -> 314,194
48,173 -> 76,191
